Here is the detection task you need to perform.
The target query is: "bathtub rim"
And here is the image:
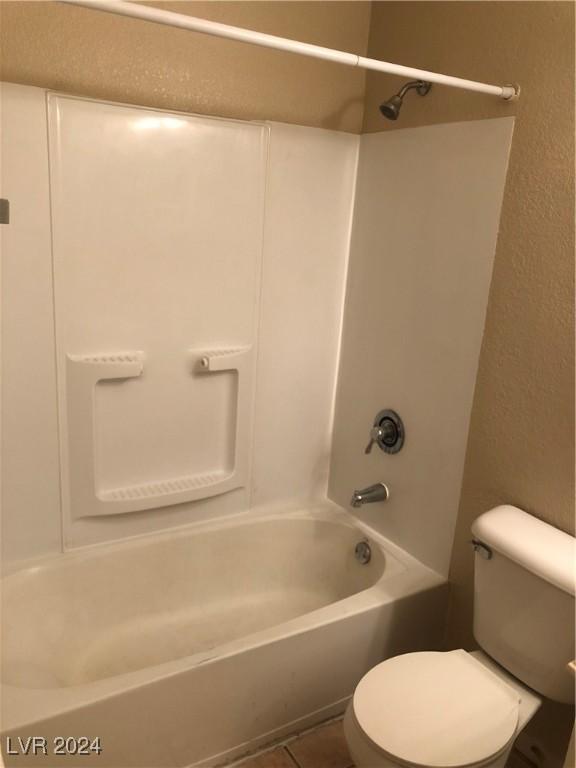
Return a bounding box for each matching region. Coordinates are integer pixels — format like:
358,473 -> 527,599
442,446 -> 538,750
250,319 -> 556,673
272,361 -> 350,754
1,501 -> 389,583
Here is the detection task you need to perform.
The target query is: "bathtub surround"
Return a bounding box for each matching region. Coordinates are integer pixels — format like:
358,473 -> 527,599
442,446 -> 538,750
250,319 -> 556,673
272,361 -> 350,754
329,118 -> 514,577
1,84 -> 357,559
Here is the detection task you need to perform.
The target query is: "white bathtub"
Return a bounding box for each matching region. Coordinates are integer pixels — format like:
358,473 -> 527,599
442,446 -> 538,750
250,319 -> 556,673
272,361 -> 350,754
1,503 -> 447,767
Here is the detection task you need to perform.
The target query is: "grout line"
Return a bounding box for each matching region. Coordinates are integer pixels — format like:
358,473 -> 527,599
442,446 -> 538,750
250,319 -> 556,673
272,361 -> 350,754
283,745 -> 302,768
226,714 -> 347,767
282,713 -> 345,748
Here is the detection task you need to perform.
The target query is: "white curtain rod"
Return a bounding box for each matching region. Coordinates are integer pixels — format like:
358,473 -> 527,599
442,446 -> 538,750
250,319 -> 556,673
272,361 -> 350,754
60,0 -> 519,100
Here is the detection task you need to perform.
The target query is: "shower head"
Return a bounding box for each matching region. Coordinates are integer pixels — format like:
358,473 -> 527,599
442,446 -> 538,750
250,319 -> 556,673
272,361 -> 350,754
379,80 -> 432,120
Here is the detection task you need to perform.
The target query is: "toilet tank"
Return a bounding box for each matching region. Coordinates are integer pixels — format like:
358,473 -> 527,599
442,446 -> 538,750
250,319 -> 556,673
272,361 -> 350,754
472,505 -> 575,704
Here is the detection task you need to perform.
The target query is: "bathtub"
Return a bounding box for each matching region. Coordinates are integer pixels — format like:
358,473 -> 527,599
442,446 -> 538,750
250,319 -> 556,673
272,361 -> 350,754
1,503 -> 447,767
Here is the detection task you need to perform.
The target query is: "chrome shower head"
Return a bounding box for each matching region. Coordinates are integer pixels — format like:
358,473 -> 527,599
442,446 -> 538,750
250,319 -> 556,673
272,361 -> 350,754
379,80 -> 432,121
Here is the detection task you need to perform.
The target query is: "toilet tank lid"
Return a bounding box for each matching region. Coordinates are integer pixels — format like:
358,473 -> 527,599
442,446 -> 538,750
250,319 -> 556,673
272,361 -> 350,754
472,506 -> 575,596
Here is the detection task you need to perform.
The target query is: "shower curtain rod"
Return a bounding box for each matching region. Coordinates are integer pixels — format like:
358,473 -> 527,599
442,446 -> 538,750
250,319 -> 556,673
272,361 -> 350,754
61,0 -> 518,100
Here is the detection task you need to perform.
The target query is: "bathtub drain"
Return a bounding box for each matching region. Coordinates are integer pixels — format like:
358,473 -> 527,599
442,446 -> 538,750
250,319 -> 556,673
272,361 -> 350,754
354,540 -> 372,565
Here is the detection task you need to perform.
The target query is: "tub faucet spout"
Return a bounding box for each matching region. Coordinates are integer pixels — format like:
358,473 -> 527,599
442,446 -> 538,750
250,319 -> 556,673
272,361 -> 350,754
350,483 -> 389,508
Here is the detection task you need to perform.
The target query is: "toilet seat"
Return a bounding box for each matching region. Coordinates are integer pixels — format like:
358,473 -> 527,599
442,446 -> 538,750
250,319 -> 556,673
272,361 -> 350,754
352,650 -> 520,768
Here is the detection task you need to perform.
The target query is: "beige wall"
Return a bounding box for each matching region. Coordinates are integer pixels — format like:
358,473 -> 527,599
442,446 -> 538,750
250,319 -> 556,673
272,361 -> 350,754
0,1 -> 371,133
363,4 -> 574,766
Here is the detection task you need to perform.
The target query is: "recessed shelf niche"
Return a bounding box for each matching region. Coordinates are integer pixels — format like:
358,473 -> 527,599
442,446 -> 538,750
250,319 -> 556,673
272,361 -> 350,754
65,347 -> 253,519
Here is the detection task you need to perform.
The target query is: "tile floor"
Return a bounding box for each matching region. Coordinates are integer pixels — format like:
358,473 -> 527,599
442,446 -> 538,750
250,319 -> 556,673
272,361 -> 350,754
231,717 -> 530,768
233,719 -> 354,768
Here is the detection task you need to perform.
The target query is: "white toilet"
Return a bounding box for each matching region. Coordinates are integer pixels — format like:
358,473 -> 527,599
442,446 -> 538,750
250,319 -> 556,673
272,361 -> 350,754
344,505 -> 575,768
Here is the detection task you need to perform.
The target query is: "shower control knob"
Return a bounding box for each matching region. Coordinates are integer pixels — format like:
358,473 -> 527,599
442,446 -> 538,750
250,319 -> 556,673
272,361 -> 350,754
364,410 -> 405,455
365,424 -> 393,454
364,426 -> 380,454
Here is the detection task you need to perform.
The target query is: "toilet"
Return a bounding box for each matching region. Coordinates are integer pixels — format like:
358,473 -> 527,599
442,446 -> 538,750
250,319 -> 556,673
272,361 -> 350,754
344,505 -> 575,768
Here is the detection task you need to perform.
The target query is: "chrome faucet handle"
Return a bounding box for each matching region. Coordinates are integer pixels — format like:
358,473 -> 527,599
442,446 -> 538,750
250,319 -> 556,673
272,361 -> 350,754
364,425 -> 384,454
364,418 -> 399,454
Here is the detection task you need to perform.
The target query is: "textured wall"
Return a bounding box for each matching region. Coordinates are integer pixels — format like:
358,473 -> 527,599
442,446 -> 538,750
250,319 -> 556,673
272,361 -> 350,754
0,1 -> 371,133
363,5 -> 575,766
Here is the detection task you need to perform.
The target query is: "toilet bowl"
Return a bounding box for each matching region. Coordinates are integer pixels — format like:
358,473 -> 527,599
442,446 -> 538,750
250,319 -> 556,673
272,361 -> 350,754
344,649 -> 541,768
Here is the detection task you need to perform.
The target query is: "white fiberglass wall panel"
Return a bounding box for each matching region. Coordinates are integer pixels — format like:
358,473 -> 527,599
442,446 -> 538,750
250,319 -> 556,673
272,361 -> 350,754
0,84 -> 62,564
252,122 -> 358,511
48,94 -> 267,547
330,118 -> 515,577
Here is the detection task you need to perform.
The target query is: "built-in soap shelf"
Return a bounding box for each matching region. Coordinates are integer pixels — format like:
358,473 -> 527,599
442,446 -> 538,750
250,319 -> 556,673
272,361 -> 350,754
196,347 -> 251,373
64,346 -> 253,519
99,470 -> 233,502
67,352 -> 144,380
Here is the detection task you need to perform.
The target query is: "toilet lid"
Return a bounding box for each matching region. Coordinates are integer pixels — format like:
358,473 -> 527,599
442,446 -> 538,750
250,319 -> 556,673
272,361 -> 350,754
352,650 -> 520,768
